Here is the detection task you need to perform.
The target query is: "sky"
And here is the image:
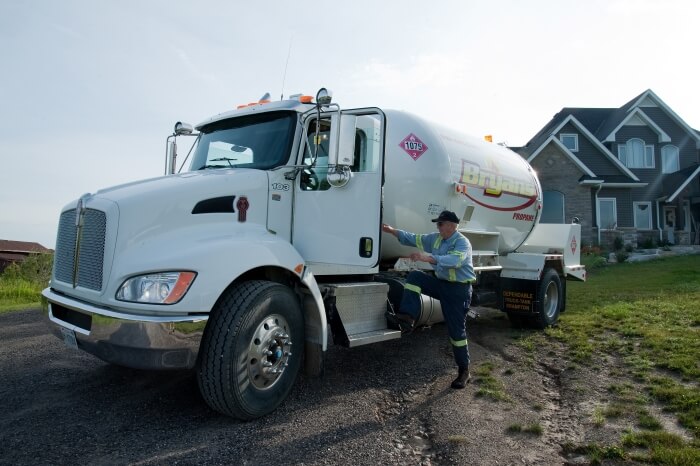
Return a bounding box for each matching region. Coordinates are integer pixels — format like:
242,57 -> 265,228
1,0 -> 699,249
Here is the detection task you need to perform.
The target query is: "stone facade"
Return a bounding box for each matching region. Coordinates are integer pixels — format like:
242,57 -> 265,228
598,228 -> 690,250
529,144 -> 594,246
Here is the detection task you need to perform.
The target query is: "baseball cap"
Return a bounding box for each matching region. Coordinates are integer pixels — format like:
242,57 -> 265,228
431,210 -> 459,223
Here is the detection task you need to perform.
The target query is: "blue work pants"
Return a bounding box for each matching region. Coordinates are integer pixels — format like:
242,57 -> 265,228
400,271 -> 472,370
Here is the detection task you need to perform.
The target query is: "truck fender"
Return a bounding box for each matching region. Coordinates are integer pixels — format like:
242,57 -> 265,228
207,234 -> 328,374
211,235 -> 328,369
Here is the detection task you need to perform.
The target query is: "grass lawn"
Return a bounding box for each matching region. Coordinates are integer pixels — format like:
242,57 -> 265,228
0,277 -> 45,313
548,254 -> 700,464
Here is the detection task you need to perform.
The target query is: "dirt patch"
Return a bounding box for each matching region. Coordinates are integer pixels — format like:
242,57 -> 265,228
0,308 -> 691,465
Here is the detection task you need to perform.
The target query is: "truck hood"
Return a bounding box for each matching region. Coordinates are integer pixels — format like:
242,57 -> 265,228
97,168 -> 268,232
78,169 -> 270,278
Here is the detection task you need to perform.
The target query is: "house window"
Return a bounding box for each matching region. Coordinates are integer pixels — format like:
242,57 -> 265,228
560,134 -> 578,152
597,198 -> 617,230
661,145 -> 679,173
633,202 -> 652,230
618,138 -> 654,168
541,191 -> 565,223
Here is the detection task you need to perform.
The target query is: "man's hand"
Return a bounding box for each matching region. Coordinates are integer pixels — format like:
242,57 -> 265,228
410,252 -> 436,264
382,223 -> 398,237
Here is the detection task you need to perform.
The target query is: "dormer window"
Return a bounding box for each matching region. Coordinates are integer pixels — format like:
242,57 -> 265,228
560,134 -> 578,152
618,138 -> 654,168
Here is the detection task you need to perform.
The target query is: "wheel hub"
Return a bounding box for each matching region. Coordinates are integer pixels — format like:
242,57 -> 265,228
247,314 -> 293,390
543,281 -> 559,319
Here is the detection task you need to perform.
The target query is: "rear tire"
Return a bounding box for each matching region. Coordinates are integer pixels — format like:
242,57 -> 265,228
532,268 -> 562,329
197,280 -> 303,420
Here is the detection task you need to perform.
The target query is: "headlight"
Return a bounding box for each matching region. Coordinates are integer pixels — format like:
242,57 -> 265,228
116,272 -> 196,304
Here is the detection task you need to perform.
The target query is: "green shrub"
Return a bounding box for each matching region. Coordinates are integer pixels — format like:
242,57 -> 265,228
615,251 -> 629,263
640,237 -> 656,249
613,236 -> 624,251
585,256 -> 608,269
2,253 -> 53,284
0,253 -> 53,311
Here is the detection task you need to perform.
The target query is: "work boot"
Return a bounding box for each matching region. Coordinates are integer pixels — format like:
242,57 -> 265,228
385,311 -> 415,334
451,367 -> 471,389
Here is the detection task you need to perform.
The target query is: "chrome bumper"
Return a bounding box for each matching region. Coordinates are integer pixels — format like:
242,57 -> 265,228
42,288 -> 207,370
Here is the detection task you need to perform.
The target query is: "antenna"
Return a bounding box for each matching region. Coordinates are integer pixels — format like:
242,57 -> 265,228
280,36 -> 293,100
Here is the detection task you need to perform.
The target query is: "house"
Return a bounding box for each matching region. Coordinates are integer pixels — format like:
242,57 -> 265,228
513,89 -> 700,249
0,239 -> 52,273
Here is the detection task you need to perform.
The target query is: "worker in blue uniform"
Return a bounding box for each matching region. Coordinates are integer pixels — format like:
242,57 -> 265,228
382,210 -> 476,389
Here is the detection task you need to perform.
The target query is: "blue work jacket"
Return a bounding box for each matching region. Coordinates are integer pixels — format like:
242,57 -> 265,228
397,230 -> 476,283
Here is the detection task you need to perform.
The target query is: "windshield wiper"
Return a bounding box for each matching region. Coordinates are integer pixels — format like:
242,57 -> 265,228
210,157 -> 237,166
198,157 -> 239,169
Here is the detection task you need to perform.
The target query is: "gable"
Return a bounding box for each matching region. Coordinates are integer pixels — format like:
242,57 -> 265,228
527,115 -> 640,182
637,95 -> 657,108
603,108 -> 671,143
623,90 -> 700,149
528,137 -> 594,177
556,123 -> 625,175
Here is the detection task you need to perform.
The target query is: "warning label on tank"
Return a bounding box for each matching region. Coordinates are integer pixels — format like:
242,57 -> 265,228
399,133 -> 428,160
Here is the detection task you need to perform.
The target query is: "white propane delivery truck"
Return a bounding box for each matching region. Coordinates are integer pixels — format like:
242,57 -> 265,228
43,89 -> 586,419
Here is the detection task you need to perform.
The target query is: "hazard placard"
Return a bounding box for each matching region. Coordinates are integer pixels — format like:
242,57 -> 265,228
399,133 -> 428,160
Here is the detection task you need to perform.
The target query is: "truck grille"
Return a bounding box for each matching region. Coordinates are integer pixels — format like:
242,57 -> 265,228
54,208 -> 107,291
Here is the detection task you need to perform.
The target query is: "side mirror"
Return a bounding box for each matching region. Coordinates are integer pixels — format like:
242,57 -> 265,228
174,121 -> 194,135
166,138 -> 177,175
328,114 -> 357,167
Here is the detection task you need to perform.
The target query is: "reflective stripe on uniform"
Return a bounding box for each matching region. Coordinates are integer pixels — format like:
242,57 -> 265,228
405,283 -> 421,294
416,235 -> 424,252
449,269 -> 457,282
450,338 -> 468,347
433,236 -> 442,249
448,250 -> 464,266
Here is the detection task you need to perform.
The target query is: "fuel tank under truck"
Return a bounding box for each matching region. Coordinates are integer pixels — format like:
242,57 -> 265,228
380,109 -> 542,261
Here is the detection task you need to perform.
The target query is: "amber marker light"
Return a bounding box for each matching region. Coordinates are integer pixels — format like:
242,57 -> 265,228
163,271 -> 197,304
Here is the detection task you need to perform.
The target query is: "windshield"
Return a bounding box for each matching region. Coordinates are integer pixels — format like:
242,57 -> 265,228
190,111 -> 297,171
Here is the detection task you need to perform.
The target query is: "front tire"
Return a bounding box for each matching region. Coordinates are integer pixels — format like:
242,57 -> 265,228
197,280 -> 303,420
532,268 -> 562,329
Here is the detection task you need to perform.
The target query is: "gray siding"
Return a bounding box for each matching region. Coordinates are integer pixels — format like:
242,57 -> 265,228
641,107 -> 699,169
598,188 -> 632,228
557,123 -> 620,175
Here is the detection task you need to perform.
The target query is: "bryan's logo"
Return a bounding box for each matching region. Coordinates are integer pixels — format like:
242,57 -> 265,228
456,160 -> 537,212
399,133 -> 428,160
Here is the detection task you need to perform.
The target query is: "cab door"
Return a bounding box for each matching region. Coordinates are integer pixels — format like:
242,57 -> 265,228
292,109 -> 385,274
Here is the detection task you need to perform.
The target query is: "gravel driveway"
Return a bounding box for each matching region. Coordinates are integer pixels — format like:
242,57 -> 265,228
1,308 -> 609,465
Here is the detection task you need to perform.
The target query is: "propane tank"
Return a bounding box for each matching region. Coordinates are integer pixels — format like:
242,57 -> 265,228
380,110 -> 541,260
376,275 -> 445,327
